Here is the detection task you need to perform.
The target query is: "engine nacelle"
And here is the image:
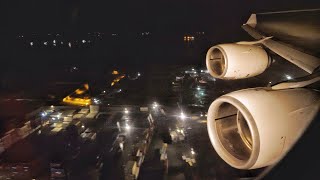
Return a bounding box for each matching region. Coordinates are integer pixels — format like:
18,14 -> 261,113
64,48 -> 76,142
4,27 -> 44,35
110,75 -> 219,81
206,44 -> 270,79
207,88 -> 320,169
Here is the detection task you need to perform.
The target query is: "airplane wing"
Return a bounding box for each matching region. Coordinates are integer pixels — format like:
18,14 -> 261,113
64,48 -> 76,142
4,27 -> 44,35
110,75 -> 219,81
205,9 -> 320,171
242,9 -> 320,74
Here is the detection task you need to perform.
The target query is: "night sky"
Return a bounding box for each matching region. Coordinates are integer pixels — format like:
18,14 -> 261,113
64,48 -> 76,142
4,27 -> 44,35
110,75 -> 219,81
3,0 -> 318,33
1,0 -> 320,66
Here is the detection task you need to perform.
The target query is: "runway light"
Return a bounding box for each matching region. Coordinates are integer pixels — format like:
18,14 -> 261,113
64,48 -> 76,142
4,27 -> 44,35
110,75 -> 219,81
191,148 -> 195,155
196,87 -> 201,90
137,72 -> 141,76
51,105 -> 54,108
125,123 -> 131,130
30,42 -> 33,46
93,98 -> 100,104
180,112 -> 186,120
82,40 -> 86,43
153,102 -> 158,109
124,108 -> 129,114
81,125 -> 85,128
41,112 -> 47,117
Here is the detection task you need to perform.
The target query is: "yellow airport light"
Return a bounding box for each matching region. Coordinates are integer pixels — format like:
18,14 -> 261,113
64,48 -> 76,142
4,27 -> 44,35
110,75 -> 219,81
84,83 -> 89,90
75,89 -> 85,95
112,70 -> 119,75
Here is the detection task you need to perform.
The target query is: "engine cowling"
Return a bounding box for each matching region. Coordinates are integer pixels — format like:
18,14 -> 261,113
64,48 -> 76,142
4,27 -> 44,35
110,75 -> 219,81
207,88 -> 320,169
206,44 -> 270,79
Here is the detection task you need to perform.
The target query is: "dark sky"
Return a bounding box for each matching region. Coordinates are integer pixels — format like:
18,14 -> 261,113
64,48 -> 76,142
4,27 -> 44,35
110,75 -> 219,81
3,0 -> 319,34
1,0 -> 320,66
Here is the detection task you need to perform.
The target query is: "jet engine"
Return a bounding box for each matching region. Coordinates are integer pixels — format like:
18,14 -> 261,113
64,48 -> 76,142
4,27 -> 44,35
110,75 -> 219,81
207,87 -> 320,169
206,44 -> 270,79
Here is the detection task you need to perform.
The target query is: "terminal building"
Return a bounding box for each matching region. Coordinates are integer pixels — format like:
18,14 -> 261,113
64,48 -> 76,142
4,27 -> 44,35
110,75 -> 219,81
62,84 -> 92,106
